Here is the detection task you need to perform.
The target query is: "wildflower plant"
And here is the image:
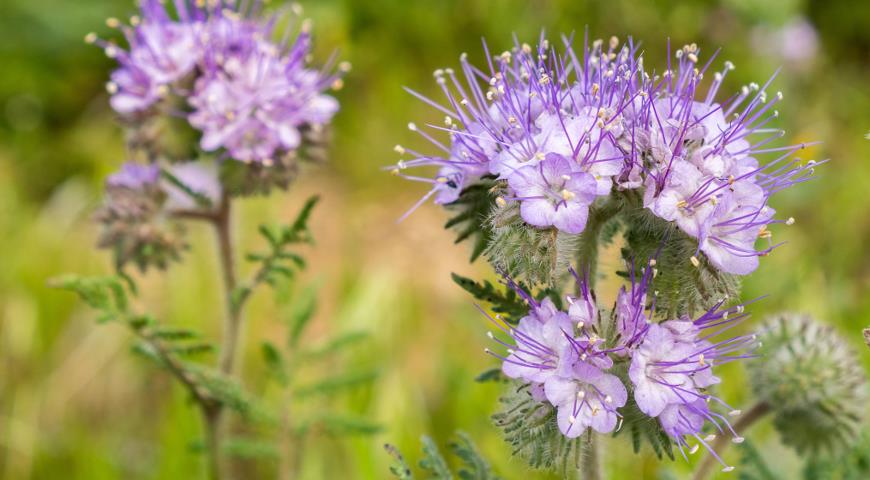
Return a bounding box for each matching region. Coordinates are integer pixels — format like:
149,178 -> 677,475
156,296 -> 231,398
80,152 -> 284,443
390,31 -> 851,478
54,2 -> 377,479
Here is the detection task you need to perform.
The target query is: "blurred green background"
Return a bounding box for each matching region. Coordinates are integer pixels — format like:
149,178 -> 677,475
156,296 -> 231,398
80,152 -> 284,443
1,0 -> 869,478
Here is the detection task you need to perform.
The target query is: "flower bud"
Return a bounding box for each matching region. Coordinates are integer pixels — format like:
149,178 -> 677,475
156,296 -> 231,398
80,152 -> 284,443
749,313 -> 868,454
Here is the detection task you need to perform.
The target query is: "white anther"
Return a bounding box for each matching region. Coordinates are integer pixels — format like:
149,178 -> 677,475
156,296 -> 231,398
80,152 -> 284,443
407,122 -> 417,131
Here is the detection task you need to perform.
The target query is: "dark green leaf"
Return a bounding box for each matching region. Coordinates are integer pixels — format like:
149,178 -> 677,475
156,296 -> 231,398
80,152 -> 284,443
419,436 -> 453,479
451,273 -> 528,325
450,432 -> 500,480
443,178 -> 498,262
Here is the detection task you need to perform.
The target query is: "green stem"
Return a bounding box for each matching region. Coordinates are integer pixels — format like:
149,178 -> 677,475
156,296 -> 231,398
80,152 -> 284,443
202,193 -> 242,480
202,407 -> 223,480
215,193 -> 241,376
691,401 -> 771,480
579,432 -> 601,480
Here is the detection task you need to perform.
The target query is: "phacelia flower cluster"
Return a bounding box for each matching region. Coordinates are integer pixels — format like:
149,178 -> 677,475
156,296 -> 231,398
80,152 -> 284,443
394,34 -> 819,275
485,266 -> 758,472
96,160 -> 222,271
88,0 -> 346,164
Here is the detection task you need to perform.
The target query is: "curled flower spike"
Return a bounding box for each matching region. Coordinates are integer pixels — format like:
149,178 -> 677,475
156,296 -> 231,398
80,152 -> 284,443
92,0 -> 343,165
484,266 -> 755,468
393,31 -> 643,219
395,34 -> 820,277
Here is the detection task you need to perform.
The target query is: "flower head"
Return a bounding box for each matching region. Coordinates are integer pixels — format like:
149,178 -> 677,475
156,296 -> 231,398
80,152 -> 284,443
485,265 -> 756,471
393,34 -> 641,222
91,2 -> 343,165
395,35 -> 819,276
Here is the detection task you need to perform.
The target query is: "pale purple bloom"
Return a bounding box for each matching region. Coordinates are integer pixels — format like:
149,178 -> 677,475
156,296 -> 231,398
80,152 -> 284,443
92,0 -> 202,114
395,37 -> 819,274
92,2 -> 342,164
496,298 -> 575,384
507,154 -> 598,234
107,162 -> 160,189
394,34 -> 641,229
189,23 -> 339,163
545,363 -> 627,437
637,45 -> 818,274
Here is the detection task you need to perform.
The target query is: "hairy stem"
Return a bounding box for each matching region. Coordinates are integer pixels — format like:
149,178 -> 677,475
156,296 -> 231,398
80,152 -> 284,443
130,325 -> 222,479
579,432 -> 601,480
215,193 -> 241,376
202,407 -> 223,480
202,193 -> 243,480
691,401 -> 771,480
577,196 -> 622,287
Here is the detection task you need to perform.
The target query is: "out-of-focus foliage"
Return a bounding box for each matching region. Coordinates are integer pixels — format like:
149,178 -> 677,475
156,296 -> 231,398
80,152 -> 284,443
1,0 -> 868,479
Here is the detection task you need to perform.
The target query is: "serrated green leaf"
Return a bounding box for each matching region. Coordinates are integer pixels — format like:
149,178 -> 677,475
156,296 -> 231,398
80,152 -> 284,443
443,178 -> 498,262
385,444 -> 415,479
451,273 -> 528,325
450,432 -> 500,480
419,436 -> 453,479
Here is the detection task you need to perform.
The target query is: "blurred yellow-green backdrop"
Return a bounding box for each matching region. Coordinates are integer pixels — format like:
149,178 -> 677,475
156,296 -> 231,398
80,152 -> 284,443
1,0 -> 869,479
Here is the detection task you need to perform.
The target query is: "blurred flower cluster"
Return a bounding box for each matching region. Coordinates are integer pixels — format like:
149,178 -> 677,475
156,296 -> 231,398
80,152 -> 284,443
394,34 -> 818,275
488,266 -> 755,472
88,0 -> 345,270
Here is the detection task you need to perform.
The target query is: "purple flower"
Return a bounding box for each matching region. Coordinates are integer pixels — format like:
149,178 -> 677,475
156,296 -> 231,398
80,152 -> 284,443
495,298 -> 576,384
629,323 -> 706,416
92,3 -> 343,164
188,16 -> 340,163
625,297 -> 758,469
486,273 -> 626,438
395,36 -> 819,274
545,363 -> 628,437
507,154 -> 597,234
91,0 -> 202,114
107,162 -> 160,189
637,45 -> 818,274
394,35 -> 641,230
